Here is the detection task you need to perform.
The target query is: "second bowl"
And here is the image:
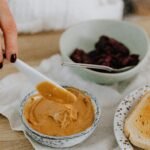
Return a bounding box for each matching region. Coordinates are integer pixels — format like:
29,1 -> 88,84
60,19 -> 149,84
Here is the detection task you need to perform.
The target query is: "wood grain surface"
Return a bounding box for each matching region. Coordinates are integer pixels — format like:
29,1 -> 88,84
0,30 -> 63,79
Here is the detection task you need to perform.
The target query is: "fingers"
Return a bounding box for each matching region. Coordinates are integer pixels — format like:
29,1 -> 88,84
1,18 -> 18,62
0,30 -> 4,69
0,0 -> 18,63
0,38 -> 3,69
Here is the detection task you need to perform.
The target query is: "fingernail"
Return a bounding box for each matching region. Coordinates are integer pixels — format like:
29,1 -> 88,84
3,53 -> 6,59
0,62 -> 3,69
2,50 -> 6,59
10,54 -> 17,63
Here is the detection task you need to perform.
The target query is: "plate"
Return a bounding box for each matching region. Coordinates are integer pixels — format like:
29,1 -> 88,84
114,85 -> 150,150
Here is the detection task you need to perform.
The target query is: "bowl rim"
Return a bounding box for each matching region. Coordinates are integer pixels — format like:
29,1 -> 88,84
60,19 -> 150,76
20,86 -> 101,140
113,84 -> 150,149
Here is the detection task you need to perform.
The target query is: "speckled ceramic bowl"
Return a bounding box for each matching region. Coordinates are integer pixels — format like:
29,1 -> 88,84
114,85 -> 150,150
20,86 -> 101,148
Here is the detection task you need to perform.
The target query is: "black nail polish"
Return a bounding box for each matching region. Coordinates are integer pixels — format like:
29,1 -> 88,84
3,53 -> 6,59
10,54 -> 17,63
0,62 -> 3,69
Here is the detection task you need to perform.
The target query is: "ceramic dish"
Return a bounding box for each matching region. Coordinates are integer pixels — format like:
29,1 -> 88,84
60,19 -> 150,84
20,86 -> 101,148
114,85 -> 150,150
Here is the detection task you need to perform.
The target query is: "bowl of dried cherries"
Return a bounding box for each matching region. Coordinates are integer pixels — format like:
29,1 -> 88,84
60,19 -> 149,84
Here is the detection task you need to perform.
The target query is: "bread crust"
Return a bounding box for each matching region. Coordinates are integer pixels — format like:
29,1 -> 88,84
124,91 -> 150,150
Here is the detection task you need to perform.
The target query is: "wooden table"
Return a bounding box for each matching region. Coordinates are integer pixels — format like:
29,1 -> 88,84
0,18 -> 150,150
0,30 -> 63,79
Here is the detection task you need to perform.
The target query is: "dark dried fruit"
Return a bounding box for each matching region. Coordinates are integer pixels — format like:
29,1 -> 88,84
70,35 -> 140,73
95,36 -> 109,50
82,54 -> 92,64
88,50 -> 100,62
70,48 -> 85,63
121,54 -> 139,67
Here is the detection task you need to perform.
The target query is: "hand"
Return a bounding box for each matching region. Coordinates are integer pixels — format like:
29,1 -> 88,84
0,0 -> 18,68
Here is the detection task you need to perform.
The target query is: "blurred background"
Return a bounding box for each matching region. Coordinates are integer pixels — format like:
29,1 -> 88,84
124,0 -> 150,16
1,0 -> 150,77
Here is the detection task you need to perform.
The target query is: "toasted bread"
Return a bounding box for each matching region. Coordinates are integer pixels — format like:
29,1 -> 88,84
124,91 -> 150,150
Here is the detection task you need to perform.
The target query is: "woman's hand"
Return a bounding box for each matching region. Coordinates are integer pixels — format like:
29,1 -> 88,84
0,0 -> 18,68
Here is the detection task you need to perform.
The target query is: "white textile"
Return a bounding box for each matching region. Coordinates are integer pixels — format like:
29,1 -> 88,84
8,0 -> 124,33
1,54 -> 150,150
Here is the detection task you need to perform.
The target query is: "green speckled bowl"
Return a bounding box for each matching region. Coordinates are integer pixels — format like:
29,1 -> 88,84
60,19 -> 150,84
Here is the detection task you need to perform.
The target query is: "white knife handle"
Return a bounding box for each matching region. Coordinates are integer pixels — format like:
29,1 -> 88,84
14,59 -> 62,88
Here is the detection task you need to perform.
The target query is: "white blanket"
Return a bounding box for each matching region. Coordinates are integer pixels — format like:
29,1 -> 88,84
8,0 -> 124,33
0,54 -> 150,150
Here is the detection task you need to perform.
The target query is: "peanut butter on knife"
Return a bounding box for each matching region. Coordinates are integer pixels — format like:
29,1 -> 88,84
36,81 -> 77,104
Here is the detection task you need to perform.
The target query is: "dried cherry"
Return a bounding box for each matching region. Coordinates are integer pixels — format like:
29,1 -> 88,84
70,35 -> 139,73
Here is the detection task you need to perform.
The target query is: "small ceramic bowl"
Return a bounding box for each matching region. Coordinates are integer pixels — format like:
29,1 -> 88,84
20,86 -> 101,148
60,19 -> 150,84
114,85 -> 150,150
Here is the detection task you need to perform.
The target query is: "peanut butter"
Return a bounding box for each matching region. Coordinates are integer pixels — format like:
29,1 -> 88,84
36,82 -> 77,104
23,85 -> 94,136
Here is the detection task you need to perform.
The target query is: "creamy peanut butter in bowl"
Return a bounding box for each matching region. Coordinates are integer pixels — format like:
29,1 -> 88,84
20,82 -> 101,148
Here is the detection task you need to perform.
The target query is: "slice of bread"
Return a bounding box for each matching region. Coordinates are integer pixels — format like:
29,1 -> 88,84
124,91 -> 150,150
